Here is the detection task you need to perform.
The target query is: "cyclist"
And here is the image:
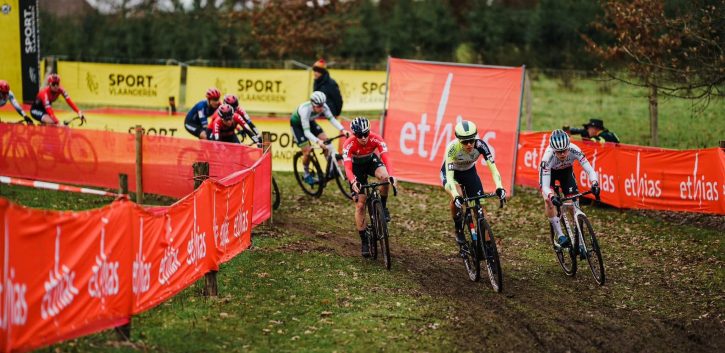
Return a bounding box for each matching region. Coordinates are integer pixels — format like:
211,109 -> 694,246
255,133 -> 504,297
342,116 -> 396,258
291,91 -> 350,185
441,120 -> 506,252
0,80 -> 32,124
184,87 -> 221,140
207,103 -> 252,144
540,129 -> 600,250
223,94 -> 262,147
30,74 -> 85,125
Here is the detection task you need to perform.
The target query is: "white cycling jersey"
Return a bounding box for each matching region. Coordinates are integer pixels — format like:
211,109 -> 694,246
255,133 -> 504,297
539,143 -> 597,198
290,101 -> 344,144
0,91 -> 26,117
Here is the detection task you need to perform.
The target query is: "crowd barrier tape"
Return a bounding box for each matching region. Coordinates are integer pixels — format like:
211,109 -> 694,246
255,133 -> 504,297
0,167 -> 255,352
515,132 -> 725,214
0,122 -> 272,225
383,58 -> 525,194
56,61 -> 182,108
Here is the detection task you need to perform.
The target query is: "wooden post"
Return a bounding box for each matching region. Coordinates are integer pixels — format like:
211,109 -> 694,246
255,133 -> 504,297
264,138 -> 273,226
119,173 -> 128,195
525,71 -> 533,131
135,125 -> 144,204
115,173 -> 132,339
719,140 -> 725,150
193,162 -> 217,296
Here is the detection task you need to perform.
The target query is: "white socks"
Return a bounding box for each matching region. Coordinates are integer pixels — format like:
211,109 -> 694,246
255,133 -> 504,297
549,216 -> 563,236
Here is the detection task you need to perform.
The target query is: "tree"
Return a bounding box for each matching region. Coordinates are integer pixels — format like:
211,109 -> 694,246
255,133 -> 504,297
584,0 -> 725,146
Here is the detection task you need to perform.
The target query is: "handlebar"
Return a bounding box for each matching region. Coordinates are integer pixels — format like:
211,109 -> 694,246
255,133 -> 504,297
359,180 -> 398,197
63,116 -> 85,127
554,189 -> 598,216
463,192 -> 504,209
323,134 -> 346,145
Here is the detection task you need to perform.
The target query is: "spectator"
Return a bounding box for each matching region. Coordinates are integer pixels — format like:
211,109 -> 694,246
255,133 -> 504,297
312,58 -> 343,118
564,118 -> 620,144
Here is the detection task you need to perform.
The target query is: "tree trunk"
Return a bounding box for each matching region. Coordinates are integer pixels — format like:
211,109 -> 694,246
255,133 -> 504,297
648,84 -> 658,146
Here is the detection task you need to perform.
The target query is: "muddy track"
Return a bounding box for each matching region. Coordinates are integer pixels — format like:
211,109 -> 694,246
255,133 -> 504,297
268,214 -> 724,353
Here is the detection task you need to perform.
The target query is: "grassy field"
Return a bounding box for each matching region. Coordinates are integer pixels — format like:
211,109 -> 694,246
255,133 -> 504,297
523,74 -> 724,149
2,172 -> 723,352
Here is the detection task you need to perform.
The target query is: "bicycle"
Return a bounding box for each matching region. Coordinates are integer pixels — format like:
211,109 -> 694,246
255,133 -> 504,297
237,131 -> 281,210
458,192 -> 504,292
292,134 -> 352,200
357,180 -> 397,270
0,118 -> 38,176
549,185 -> 606,286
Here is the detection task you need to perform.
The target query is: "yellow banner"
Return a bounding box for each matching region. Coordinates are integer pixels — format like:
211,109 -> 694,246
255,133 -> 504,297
0,1 -> 22,98
328,69 -> 387,112
185,66 -> 310,113
56,61 -> 181,108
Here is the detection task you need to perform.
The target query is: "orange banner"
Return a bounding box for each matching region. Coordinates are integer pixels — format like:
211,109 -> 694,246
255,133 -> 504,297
515,132 -> 725,214
0,172 -> 254,352
382,58 -> 525,194
0,123 -> 271,225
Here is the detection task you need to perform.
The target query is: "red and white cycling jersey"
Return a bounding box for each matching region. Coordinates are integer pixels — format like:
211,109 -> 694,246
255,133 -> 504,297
209,112 -> 248,138
341,132 -> 393,181
32,86 -> 80,123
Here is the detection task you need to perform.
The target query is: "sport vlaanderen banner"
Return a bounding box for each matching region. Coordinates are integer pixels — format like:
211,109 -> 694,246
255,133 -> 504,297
185,66 -> 310,113
382,58 -> 525,194
327,69 -> 387,112
0,0 -> 40,102
55,61 -> 181,108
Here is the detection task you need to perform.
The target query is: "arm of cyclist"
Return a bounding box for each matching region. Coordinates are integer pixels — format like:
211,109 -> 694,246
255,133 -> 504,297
323,105 -> 349,137
7,92 -> 29,119
574,145 -> 600,195
474,139 -> 505,199
341,139 -> 360,192
61,89 -> 84,122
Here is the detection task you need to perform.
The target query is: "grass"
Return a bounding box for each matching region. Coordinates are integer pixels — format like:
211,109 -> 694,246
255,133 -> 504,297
2,172 -> 723,352
524,74 -> 725,149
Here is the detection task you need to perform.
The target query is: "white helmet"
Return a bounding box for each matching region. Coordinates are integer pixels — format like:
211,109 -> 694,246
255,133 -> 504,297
310,91 -> 326,106
550,129 -> 570,151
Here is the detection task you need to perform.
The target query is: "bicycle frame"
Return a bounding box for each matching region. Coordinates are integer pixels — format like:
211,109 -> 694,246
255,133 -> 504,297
462,192 -> 502,245
555,188 -> 596,250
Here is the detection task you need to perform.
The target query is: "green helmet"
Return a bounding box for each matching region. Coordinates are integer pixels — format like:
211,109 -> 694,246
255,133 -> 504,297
455,120 -> 477,140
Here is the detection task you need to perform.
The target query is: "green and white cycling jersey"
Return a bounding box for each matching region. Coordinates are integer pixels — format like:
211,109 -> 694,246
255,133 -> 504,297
290,101 -> 344,144
0,90 -> 26,117
441,139 -> 503,197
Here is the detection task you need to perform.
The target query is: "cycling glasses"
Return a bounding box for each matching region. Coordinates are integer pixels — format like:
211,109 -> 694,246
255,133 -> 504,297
554,149 -> 568,155
460,139 -> 475,145
354,131 -> 370,138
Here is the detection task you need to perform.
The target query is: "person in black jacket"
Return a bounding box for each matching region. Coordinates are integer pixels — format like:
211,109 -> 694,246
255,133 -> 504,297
564,118 -> 620,144
312,58 -> 344,118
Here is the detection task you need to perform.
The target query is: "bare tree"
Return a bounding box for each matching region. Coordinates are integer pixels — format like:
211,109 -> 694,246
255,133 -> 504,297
584,0 -> 724,146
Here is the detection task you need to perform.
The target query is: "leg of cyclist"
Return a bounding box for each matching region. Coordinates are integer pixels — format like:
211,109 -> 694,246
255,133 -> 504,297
441,165 -> 466,248
372,155 -> 392,222
352,163 -> 370,257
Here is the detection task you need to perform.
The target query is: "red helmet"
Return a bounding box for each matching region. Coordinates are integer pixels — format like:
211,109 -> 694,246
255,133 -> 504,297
217,104 -> 234,121
0,80 -> 9,94
47,73 -> 61,85
206,87 -> 221,100
223,94 -> 239,108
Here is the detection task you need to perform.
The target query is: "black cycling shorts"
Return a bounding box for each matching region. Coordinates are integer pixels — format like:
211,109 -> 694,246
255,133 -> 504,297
185,122 -> 205,138
352,154 -> 386,186
291,120 -> 324,147
440,164 -> 484,198
30,101 -> 47,122
549,167 -> 578,196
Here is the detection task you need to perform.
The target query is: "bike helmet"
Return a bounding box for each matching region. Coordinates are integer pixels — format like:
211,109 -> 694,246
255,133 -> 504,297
217,104 -> 234,121
454,120 -> 477,140
310,91 -> 326,106
47,74 -> 61,85
351,116 -> 370,136
550,129 -> 570,151
206,87 -> 221,100
0,80 -> 8,94
223,94 -> 239,108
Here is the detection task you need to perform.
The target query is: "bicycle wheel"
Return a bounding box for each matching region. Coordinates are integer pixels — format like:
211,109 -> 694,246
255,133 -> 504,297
462,214 -> 481,282
292,151 -> 324,197
331,155 -> 353,200
65,134 -> 98,173
272,176 -> 281,210
479,218 -> 503,292
550,220 -> 577,276
577,214 -> 605,285
372,198 -> 391,270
